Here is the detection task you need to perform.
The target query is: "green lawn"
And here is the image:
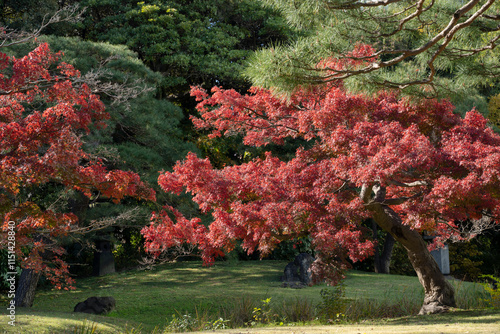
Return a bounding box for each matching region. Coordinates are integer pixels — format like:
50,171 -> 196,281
0,260 -> 494,333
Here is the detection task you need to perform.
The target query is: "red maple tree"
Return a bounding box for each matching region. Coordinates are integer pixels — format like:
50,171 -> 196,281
142,46 -> 500,314
0,41 -> 155,293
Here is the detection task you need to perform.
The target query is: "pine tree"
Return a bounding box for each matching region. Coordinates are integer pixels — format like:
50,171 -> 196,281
245,0 -> 500,100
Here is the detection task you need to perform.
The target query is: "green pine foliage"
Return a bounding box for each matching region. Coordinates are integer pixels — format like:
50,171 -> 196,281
73,0 -> 297,107
245,0 -> 500,107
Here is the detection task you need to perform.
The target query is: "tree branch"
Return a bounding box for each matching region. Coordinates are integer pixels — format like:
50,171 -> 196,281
326,0 -> 405,10
388,180 -> 428,187
0,5 -> 85,49
302,0 -> 498,90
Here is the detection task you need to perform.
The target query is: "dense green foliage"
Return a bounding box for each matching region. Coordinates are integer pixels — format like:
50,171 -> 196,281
42,36 -> 200,269
72,0 -> 296,108
245,0 -> 500,106
2,0 -> 498,283
0,0 -> 58,30
39,36 -> 198,179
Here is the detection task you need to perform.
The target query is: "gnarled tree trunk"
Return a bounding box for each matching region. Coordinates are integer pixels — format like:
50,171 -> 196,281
363,186 -> 456,314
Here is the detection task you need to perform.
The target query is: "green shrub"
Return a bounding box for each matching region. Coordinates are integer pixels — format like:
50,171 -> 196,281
316,283 -> 348,323
277,297 -> 315,323
449,241 -> 484,280
164,313 -> 198,333
223,295 -> 256,327
480,275 -> 500,308
252,297 -> 277,325
164,308 -> 231,333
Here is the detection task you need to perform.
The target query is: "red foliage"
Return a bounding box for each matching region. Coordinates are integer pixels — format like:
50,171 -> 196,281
0,43 -> 155,289
143,49 -> 500,284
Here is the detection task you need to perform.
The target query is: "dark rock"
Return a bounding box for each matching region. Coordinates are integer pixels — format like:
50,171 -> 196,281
281,253 -> 315,288
282,262 -> 300,282
74,296 -> 116,315
294,253 -> 315,285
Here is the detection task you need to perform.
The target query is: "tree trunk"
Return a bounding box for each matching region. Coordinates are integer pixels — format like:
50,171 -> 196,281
371,219 -> 395,274
363,186 -> 456,314
14,269 -> 41,307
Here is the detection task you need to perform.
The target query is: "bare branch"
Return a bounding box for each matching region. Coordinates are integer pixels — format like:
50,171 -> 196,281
388,180 -> 428,187
0,54 -> 154,108
78,69 -> 155,109
138,243 -> 201,270
356,0 -> 434,39
69,208 -> 144,234
458,215 -> 498,240
0,5 -> 85,49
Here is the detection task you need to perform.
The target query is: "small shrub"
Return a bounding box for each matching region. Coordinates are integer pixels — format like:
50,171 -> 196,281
208,318 -> 230,330
317,283 -> 348,323
480,275 -> 500,308
449,241 -> 484,280
278,297 -> 315,323
252,297 -> 278,325
164,308 -> 231,332
165,313 -> 198,333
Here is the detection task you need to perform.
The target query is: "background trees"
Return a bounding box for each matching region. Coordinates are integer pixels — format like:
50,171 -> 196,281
72,0 -> 297,111
0,37 -> 157,305
0,0 -> 297,279
31,35 -> 200,271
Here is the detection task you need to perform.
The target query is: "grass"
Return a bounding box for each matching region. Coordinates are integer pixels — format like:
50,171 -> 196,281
0,260 -> 495,333
0,309 -> 138,333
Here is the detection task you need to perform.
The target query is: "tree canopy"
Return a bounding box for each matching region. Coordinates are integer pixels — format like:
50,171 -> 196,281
31,35 -> 200,188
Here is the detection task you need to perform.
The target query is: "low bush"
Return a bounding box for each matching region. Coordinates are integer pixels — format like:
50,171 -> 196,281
479,275 -> 500,308
277,297 -> 315,323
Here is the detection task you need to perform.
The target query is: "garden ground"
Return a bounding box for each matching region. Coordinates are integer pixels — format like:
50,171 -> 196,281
0,260 -> 497,333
